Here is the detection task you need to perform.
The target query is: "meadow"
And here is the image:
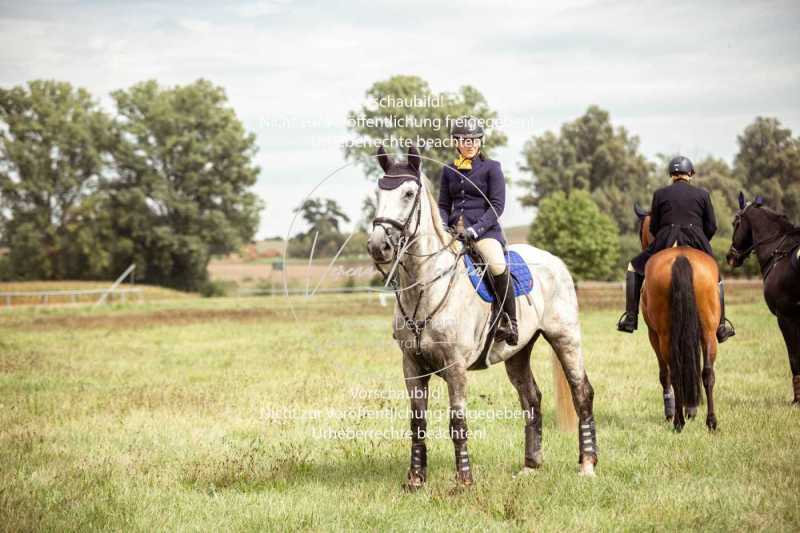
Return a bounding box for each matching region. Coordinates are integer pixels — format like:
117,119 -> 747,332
0,291 -> 797,531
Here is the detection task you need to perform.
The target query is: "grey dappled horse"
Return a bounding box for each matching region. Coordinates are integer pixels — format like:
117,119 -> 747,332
366,146 -> 598,490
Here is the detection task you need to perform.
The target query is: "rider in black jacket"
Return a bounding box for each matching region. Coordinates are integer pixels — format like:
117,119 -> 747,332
617,156 -> 736,343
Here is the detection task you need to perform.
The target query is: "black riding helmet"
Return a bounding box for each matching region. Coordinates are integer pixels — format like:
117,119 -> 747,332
668,155 -> 695,177
450,115 -> 484,139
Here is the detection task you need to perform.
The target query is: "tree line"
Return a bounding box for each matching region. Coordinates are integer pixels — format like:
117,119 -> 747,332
0,79 -> 262,290
340,75 -> 800,280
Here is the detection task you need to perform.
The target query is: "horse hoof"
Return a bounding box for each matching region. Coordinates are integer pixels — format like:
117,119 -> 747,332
455,470 -> 474,486
513,466 -> 538,479
673,424 -> 684,433
403,469 -> 426,492
686,406 -> 698,419
578,460 -> 596,477
706,417 -> 718,432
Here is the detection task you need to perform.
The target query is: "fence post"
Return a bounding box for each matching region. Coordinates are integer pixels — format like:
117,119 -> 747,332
95,264 -> 136,307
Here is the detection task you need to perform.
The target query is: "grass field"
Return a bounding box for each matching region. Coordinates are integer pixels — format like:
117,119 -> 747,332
1,293 -> 798,531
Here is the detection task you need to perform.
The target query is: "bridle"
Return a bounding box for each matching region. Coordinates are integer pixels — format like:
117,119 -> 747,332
370,173 -> 467,357
371,174 -> 424,269
729,203 -> 800,279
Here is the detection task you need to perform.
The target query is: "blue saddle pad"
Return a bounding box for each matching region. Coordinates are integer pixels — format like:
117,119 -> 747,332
464,250 -> 534,303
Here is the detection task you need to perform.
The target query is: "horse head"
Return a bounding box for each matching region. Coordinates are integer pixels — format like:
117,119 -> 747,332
367,146 -> 423,264
727,192 -> 772,267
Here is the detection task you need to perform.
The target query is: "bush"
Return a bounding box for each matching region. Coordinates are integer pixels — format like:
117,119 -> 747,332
200,280 -> 237,298
529,190 -> 620,281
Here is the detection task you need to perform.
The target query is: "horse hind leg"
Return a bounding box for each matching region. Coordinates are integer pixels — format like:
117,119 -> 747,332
777,315 -> 800,405
504,336 -> 543,476
544,329 -> 597,476
702,335 -> 718,431
649,328 -> 674,421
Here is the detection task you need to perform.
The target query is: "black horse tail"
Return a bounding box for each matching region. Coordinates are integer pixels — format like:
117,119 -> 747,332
669,255 -> 702,410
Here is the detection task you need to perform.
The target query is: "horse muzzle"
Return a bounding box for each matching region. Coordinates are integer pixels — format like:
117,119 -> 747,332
367,227 -> 395,263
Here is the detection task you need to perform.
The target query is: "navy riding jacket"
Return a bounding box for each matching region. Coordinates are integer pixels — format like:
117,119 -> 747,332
631,179 -> 717,274
437,155 -> 506,244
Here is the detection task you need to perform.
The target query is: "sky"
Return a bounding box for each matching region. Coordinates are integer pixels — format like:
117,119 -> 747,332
1,0 -> 799,239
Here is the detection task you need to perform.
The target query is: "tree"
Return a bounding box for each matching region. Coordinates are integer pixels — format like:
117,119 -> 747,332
109,79 -> 263,290
519,106 -> 656,235
344,75 -> 507,189
288,197 -> 352,258
692,156 -> 743,218
734,117 -> 800,222
0,80 -> 113,280
528,190 -> 619,281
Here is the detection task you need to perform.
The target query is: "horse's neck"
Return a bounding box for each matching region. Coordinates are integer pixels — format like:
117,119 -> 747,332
396,191 -> 462,312
753,214 -> 793,267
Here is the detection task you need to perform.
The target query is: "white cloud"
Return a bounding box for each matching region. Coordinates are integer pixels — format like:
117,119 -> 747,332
1,0 -> 798,237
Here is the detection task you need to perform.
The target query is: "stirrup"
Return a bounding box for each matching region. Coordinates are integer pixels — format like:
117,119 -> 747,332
616,312 -> 637,333
716,318 -> 735,343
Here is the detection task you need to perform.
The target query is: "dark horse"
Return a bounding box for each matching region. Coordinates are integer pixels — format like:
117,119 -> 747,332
726,192 -> 800,405
635,204 -> 721,431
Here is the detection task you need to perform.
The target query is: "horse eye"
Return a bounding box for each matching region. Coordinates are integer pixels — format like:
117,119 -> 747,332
404,190 -> 414,199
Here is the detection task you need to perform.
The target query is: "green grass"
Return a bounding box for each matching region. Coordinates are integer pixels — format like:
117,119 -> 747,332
0,295 -> 797,531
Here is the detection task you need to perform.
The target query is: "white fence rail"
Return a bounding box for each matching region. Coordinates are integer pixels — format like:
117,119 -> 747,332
1,287 -> 143,307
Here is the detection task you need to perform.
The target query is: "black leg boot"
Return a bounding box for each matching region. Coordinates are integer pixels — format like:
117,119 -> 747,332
492,267 -> 519,346
617,270 -> 643,333
716,280 -> 735,343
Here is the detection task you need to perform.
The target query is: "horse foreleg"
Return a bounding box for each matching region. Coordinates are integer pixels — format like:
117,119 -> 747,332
546,331 -> 597,475
442,364 -> 472,486
402,357 -> 431,491
777,315 -> 800,405
649,328 -> 674,421
504,338 -> 543,474
702,336 -> 718,431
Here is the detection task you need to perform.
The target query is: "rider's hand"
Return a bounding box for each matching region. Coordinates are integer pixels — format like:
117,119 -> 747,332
465,227 -> 478,244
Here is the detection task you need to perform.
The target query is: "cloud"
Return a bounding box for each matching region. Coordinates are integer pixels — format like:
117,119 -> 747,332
1,0 -> 798,237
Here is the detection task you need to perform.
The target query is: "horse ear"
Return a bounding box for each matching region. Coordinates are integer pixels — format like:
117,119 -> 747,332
738,191 -> 746,210
407,146 -> 421,176
633,202 -> 649,219
755,195 -> 764,206
376,145 -> 393,173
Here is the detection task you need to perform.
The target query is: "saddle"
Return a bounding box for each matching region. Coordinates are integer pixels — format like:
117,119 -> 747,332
463,247 -> 536,371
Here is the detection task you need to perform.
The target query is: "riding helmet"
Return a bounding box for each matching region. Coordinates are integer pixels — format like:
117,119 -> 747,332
450,115 -> 484,139
667,155 -> 695,176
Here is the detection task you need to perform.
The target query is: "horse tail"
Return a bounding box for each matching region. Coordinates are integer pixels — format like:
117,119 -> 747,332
552,351 -> 577,432
669,255 -> 702,409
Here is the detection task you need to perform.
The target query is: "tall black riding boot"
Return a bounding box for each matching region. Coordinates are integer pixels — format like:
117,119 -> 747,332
617,270 -> 643,333
716,280 -> 735,343
492,267 -> 519,346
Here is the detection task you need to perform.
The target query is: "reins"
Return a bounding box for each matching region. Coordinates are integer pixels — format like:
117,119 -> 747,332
371,179 -> 468,357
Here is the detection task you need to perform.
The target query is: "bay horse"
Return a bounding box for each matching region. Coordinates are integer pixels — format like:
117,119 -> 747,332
367,146 -> 598,490
634,204 -> 721,431
726,192 -> 800,405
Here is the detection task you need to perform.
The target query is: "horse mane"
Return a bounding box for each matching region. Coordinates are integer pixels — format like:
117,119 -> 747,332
756,204 -> 797,231
421,175 -> 461,253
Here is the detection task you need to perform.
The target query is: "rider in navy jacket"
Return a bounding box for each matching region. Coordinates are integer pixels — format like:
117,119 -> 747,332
437,115 -> 518,346
438,154 -> 506,245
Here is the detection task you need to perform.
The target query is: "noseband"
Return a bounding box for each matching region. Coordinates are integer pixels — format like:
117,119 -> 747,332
371,175 -> 423,259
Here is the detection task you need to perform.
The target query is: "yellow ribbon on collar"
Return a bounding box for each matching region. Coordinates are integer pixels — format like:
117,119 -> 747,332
454,155 -> 472,170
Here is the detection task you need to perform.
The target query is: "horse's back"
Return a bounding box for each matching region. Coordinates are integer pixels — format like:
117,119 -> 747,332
643,247 -> 720,333
644,247 -> 718,289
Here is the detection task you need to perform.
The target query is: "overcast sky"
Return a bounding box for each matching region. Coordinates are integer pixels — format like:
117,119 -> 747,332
1,0 -> 798,238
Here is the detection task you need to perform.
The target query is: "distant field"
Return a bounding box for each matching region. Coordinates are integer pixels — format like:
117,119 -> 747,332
0,281 -> 195,307
0,293 -> 797,530
209,225 -> 531,288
